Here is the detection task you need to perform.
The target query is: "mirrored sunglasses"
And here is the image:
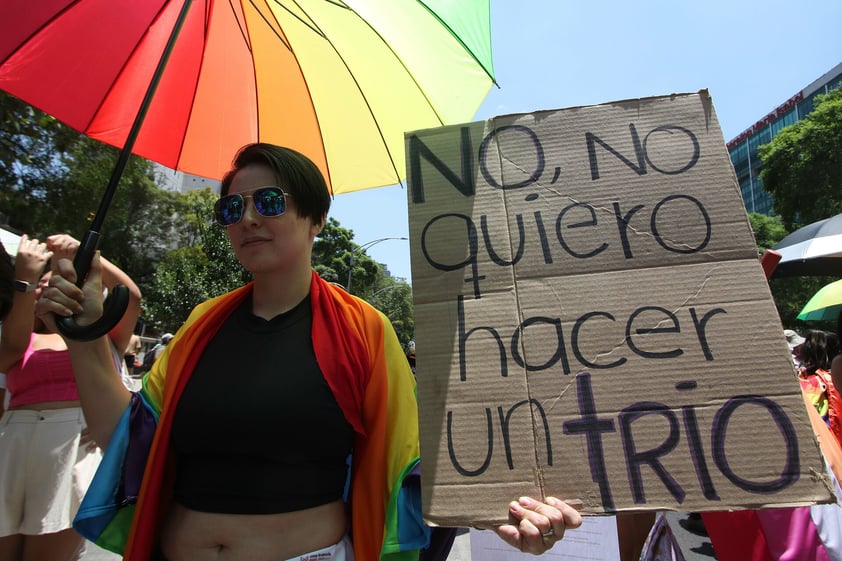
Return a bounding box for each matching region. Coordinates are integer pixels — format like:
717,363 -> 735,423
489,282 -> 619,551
214,187 -> 290,227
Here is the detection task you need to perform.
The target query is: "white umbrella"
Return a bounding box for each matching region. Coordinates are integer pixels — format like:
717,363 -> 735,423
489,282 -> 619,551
771,213 -> 842,277
0,228 -> 21,256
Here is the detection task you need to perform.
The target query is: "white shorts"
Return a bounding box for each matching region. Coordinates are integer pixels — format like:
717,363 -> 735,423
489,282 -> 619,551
0,407 -> 102,536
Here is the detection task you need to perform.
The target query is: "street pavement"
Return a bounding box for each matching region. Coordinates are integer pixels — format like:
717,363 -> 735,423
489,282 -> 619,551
80,512 -> 715,560
664,512 -> 717,560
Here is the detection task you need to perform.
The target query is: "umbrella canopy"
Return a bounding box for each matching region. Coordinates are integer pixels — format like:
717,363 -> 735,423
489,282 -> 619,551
797,279 -> 842,322
772,213 -> 842,278
0,0 -> 495,195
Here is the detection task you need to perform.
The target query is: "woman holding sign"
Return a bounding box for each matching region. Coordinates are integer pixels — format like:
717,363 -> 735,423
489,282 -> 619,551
36,143 -> 581,561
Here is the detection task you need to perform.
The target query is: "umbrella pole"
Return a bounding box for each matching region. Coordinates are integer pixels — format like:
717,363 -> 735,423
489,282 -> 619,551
57,0 -> 194,341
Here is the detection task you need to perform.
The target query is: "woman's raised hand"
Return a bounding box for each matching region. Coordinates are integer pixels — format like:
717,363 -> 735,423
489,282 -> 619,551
35,251 -> 104,335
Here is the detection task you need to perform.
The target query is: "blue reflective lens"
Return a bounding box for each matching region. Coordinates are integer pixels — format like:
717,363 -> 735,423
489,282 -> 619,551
214,187 -> 288,226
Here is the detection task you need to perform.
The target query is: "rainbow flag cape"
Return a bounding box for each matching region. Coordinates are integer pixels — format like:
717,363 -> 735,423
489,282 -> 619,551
75,271 -> 429,560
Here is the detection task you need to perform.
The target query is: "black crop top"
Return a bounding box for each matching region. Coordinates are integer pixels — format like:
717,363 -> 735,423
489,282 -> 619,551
171,293 -> 355,514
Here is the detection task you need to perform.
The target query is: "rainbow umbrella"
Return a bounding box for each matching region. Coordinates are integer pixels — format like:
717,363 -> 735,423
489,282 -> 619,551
0,0 -> 494,194
0,0 -> 495,338
797,279 -> 842,322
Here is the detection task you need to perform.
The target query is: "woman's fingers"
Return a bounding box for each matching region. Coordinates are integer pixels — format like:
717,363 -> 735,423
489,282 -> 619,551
493,496 -> 583,555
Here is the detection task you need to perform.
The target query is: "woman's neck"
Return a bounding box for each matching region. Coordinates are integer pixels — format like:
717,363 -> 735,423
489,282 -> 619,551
250,266 -> 313,320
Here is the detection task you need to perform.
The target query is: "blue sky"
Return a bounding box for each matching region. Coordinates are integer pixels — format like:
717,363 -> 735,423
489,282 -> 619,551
330,0 -> 842,283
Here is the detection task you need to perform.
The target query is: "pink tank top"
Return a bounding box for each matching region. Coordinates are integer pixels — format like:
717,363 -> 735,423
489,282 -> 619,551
7,335 -> 79,407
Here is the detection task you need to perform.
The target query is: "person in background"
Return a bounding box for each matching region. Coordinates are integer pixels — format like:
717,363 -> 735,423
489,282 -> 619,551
124,334 -> 142,378
156,332 -> 173,359
37,143 -> 582,561
0,240 -> 15,418
796,329 -> 842,448
140,333 -> 173,376
406,339 -> 417,377
784,328 -> 806,369
0,234 -> 142,561
832,310 -> 842,415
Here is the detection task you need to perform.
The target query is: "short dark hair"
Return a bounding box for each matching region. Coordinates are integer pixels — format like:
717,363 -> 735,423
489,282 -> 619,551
799,329 -> 838,373
0,242 -> 14,320
220,143 -> 331,225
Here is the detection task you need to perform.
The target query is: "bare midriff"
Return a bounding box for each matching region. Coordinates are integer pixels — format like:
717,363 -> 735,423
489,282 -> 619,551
11,399 -> 81,410
159,499 -> 348,561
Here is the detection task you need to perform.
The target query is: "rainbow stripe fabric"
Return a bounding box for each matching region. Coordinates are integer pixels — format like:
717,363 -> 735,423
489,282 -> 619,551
75,271 -> 428,560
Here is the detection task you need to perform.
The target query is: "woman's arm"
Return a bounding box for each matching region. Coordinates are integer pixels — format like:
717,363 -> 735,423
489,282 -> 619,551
0,235 -> 52,372
46,234 -> 143,355
35,252 -> 132,448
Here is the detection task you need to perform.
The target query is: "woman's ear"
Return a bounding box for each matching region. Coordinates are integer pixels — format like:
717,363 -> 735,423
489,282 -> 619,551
311,215 -> 326,237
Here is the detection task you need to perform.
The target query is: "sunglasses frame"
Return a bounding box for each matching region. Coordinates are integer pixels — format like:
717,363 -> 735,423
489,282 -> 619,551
214,186 -> 291,227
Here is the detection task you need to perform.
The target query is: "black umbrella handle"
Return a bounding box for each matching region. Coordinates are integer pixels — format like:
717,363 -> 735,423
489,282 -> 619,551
55,230 -> 129,342
54,2 -> 194,340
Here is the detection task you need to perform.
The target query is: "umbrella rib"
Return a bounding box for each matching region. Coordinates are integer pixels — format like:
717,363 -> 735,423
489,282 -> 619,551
174,0 -> 214,172
246,0 -> 296,52
256,0 -> 334,189
302,0 -> 403,183
332,0 -> 450,125
273,0 -> 452,186
1,0 -> 155,135
416,0 -> 496,85
259,0 -> 319,48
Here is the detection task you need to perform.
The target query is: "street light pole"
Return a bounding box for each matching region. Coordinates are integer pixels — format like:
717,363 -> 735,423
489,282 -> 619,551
346,236 -> 408,294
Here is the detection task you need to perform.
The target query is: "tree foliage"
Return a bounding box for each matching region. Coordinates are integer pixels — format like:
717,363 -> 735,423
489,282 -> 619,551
143,189 -> 249,332
312,217 -> 356,286
760,87 -> 842,228
369,279 -> 414,345
748,213 -> 787,255
313,218 -> 413,343
0,92 -> 77,215
312,218 -> 386,296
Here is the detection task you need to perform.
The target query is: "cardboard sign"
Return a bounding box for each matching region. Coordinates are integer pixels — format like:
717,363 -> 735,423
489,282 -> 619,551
406,91 -> 833,527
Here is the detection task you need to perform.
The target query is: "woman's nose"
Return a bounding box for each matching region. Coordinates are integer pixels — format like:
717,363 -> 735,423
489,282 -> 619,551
240,196 -> 261,223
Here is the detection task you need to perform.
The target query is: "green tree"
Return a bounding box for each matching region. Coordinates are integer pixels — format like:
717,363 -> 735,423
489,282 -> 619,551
369,279 -> 414,345
0,91 -> 77,221
33,137 -> 180,290
312,218 -> 382,296
312,217 -> 356,285
760,87 -> 842,228
748,213 -> 787,255
143,189 -> 248,332
312,218 -> 413,343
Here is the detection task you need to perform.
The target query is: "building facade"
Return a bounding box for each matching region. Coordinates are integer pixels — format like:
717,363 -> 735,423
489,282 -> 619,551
728,62 -> 842,216
154,166 -> 221,194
